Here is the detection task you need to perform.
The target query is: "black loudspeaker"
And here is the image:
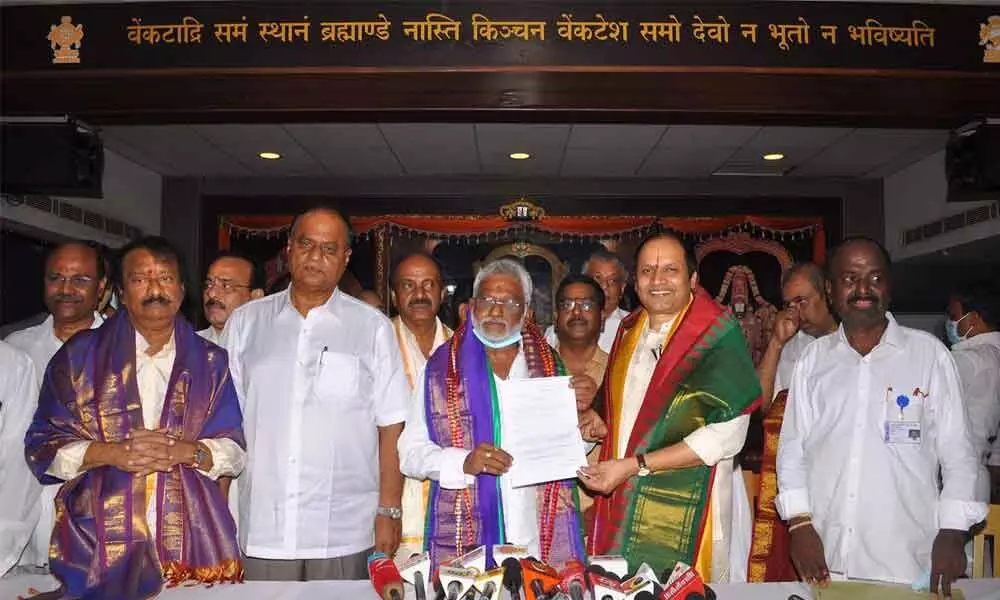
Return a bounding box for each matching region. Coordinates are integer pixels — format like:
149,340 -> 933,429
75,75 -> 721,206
946,122 -> 1000,202
1,120 -> 104,198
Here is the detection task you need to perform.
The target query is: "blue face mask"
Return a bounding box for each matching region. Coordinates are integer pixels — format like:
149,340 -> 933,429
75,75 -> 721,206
945,313 -> 971,345
472,320 -> 523,349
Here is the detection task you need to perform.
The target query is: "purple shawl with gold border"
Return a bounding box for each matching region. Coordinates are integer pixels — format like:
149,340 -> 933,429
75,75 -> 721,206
423,313 -> 585,569
25,310 -> 244,599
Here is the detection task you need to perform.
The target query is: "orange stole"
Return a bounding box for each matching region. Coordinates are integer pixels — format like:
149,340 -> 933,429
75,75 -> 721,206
747,390 -> 797,582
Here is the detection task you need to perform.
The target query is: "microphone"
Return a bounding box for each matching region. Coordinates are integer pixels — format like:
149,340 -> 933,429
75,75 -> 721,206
588,555 -> 630,580
439,566 -> 477,600
657,563 -> 713,600
558,559 -> 588,600
521,558 -> 560,600
588,572 -> 626,600
632,563 -> 663,597
399,552 -> 432,600
474,567 -> 505,600
368,551 -> 405,600
502,557 -> 524,600
633,593 -> 657,600
444,545 -> 487,575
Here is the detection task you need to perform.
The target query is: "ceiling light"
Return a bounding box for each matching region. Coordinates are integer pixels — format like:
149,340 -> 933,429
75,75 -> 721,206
509,152 -> 531,160
258,151 -> 281,160
762,153 -> 785,161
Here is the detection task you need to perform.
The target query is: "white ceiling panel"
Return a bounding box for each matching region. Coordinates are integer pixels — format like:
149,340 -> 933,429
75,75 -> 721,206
658,125 -> 760,150
792,128 -> 947,178
379,123 -> 478,174
560,147 -> 651,177
567,125 -> 666,150
103,125 -> 252,177
192,124 -> 325,176
638,146 -> 737,177
285,124 -> 402,175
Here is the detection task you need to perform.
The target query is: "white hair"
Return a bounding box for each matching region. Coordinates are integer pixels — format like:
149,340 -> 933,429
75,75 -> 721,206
473,258 -> 533,303
583,249 -> 626,278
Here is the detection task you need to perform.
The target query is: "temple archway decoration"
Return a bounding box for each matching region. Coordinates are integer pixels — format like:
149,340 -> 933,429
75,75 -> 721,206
695,232 -> 795,274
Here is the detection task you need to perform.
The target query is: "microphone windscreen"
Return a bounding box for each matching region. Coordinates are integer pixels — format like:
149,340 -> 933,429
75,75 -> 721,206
502,557 -> 523,588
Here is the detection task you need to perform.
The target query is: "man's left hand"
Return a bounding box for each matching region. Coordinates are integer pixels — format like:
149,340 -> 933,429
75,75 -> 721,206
569,375 -> 599,412
374,514 -> 402,557
577,458 -> 637,495
930,529 -> 967,598
578,409 -> 608,442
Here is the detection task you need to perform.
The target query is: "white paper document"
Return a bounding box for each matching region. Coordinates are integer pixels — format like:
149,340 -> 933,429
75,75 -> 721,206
497,375 -> 588,488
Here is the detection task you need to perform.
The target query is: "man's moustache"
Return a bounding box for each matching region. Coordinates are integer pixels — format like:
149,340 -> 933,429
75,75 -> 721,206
847,294 -> 879,304
53,294 -> 83,303
142,296 -> 171,306
568,318 -> 588,326
205,299 -> 226,310
408,299 -> 432,308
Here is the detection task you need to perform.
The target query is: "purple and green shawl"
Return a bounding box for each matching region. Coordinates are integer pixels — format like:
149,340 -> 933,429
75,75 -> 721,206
24,309 -> 244,600
422,312 -> 585,569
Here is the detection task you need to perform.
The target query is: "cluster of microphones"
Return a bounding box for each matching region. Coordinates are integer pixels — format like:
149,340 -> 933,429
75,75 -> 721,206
367,545 -> 717,600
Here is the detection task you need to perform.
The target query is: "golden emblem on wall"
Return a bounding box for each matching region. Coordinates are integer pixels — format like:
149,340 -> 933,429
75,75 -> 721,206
48,16 -> 84,64
981,15 -> 1000,64
499,197 -> 545,221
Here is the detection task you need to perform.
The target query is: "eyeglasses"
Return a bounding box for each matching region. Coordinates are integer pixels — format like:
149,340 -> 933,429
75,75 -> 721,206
204,278 -> 251,292
557,299 -> 598,312
474,296 -> 524,312
46,274 -> 95,288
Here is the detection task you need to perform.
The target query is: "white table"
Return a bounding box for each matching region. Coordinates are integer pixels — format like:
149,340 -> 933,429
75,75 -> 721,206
4,575 -> 1000,600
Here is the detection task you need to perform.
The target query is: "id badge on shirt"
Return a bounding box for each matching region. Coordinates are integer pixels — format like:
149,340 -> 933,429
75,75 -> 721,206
884,420 -> 922,444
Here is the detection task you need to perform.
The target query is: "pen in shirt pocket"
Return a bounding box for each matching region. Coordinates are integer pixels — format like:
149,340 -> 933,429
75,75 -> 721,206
319,345 -> 328,367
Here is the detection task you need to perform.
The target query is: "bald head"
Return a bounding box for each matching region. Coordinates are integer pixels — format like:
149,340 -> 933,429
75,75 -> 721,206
392,253 -> 445,325
781,262 -> 835,337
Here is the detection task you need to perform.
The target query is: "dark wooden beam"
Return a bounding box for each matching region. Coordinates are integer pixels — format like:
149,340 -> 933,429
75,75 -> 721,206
5,68 -> 998,128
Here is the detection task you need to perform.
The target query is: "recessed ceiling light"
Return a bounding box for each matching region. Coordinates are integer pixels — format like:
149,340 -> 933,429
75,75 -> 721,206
509,152 -> 531,160
762,153 -> 785,161
258,151 -> 281,160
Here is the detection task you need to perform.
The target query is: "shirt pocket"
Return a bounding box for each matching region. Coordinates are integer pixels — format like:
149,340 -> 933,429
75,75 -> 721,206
316,351 -> 361,399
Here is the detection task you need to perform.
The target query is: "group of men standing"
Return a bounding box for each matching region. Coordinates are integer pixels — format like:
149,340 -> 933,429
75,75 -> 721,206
1,206 -> 998,599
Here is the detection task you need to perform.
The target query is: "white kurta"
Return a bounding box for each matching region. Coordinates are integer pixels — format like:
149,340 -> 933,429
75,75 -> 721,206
224,288 -> 409,559
197,326 -> 223,345
776,314 -> 986,584
45,331 -> 245,552
773,331 -> 817,399
614,317 -> 750,583
392,316 -> 452,559
545,307 -> 629,354
0,341 -> 41,576
5,312 -> 103,568
951,331 -> 1000,500
398,346 -> 544,559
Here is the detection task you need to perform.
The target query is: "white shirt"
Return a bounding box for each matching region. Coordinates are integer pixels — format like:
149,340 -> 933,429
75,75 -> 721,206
197,326 -> 223,345
774,331 -> 817,399
0,341 -> 41,576
398,345 -> 541,558
776,313 -> 986,584
45,332 -> 246,546
5,313 -> 104,386
545,307 -> 629,354
5,311 -> 103,567
951,332 -> 1000,498
614,314 -> 750,582
224,288 -> 409,559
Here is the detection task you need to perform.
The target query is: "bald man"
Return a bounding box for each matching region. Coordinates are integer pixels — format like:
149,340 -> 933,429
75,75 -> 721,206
389,253 -> 453,558
5,242 -> 108,571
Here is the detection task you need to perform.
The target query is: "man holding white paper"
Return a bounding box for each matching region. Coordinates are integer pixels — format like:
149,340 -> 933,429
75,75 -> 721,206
398,258 -> 598,569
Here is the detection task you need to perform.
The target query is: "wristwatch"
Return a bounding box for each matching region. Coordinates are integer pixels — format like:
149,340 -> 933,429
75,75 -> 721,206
376,506 -> 402,520
635,453 -> 651,477
192,444 -> 209,469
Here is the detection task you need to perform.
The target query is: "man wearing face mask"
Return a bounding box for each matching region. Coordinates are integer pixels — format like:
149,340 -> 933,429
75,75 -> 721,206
199,252 -> 265,344
398,258 -> 593,568
389,252 -> 453,559
6,242 -> 108,571
25,236 -> 246,598
777,237 -> 983,596
946,282 -> 1000,501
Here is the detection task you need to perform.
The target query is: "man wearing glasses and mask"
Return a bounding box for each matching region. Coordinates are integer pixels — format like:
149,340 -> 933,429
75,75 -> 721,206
5,242 -> 108,572
199,252 -> 265,344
